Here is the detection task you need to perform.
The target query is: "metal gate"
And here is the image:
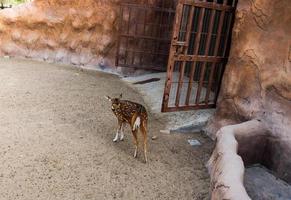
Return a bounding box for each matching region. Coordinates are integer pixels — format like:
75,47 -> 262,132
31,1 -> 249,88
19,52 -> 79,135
162,0 -> 237,112
115,1 -> 176,71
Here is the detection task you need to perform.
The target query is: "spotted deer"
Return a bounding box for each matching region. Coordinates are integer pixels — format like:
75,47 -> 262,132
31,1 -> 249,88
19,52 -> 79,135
105,94 -> 148,163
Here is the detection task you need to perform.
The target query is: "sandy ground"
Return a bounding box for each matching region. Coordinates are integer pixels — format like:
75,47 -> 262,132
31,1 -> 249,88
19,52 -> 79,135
0,58 -> 214,200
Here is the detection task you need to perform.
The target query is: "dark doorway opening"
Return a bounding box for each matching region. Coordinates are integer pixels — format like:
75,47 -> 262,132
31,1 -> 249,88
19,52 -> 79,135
115,1 -> 177,71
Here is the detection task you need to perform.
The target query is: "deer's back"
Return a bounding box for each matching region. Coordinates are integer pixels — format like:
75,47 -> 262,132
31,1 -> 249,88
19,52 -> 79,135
113,100 -> 147,123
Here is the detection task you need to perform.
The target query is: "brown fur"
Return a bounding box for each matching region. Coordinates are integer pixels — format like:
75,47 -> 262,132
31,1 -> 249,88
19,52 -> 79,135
106,94 -> 148,163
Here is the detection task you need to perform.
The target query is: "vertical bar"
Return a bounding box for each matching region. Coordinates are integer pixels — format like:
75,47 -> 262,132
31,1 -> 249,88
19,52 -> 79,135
193,6 -> 216,105
140,9 -> 148,66
195,61 -> 207,105
185,61 -> 196,105
213,1 -> 227,56
204,63 -> 216,104
167,8 -> 172,37
124,7 -> 132,65
204,8 -> 216,55
213,62 -> 225,103
152,9 -> 163,64
196,0 -> 226,105
192,7 -> 205,55
132,9 -> 139,65
183,5 -> 205,105
175,5 -> 195,106
202,3 -> 217,104
222,12 -> 233,57
162,2 -> 184,112
143,9 -> 147,35
186,4 -> 214,105
156,8 -> 165,58
205,0 -> 228,105
115,5 -> 123,67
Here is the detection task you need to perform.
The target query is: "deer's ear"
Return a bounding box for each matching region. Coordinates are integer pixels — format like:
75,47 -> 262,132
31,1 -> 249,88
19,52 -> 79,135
105,96 -> 112,101
120,93 -> 123,99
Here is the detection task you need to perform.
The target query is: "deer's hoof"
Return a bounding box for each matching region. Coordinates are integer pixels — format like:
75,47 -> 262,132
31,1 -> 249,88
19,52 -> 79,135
113,138 -> 118,142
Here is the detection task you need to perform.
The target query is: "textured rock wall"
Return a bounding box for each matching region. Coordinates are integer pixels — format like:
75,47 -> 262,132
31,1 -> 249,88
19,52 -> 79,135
206,0 -> 291,183
0,0 -> 120,66
0,0 -> 171,67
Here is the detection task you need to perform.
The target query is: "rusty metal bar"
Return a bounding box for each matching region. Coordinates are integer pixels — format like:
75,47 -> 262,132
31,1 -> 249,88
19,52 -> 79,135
118,48 -> 169,56
195,1 -> 217,104
162,2 -> 184,112
167,7 -> 173,35
124,7 -> 132,65
163,103 -> 216,112
140,9 -> 147,66
204,7 -> 216,55
222,12 -> 233,57
121,3 -> 176,13
115,5 -> 123,67
192,6 -> 205,55
207,2 -> 236,105
152,7 -> 164,63
184,4 -> 205,105
180,0 -> 235,11
185,61 -> 196,105
204,0 -> 228,104
213,62 -> 226,103
184,4 -> 205,106
174,55 -> 227,62
204,63 -> 216,104
132,9 -> 139,65
143,9 -> 147,34
213,1 -> 227,56
175,5 -> 195,106
195,62 -> 207,104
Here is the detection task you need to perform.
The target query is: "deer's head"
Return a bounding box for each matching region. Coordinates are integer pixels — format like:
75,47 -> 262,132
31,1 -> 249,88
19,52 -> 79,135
105,94 -> 122,111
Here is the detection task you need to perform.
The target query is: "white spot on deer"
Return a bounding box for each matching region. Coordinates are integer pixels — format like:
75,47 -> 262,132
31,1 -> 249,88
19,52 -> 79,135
133,117 -> 141,131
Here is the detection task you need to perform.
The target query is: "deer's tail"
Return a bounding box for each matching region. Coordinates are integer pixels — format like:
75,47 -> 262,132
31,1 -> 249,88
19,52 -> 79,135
133,116 -> 141,131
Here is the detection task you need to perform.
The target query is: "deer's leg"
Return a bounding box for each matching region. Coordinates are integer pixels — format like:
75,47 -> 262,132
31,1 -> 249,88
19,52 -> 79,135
120,123 -> 125,141
141,120 -> 148,163
132,129 -> 138,158
113,120 -> 122,142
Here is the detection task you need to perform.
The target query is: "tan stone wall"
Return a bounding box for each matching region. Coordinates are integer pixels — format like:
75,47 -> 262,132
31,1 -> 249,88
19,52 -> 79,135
206,0 -> 291,183
0,0 -> 173,67
0,0 -> 120,66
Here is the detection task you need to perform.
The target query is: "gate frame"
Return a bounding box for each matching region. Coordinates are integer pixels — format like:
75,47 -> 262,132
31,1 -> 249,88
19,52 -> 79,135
162,0 -> 237,112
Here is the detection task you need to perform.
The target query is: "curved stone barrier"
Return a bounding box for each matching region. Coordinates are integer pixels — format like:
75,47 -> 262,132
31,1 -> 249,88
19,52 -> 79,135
207,119 -> 269,200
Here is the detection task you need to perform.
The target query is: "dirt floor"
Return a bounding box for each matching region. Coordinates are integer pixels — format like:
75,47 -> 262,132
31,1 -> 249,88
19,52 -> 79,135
0,58 -> 214,200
